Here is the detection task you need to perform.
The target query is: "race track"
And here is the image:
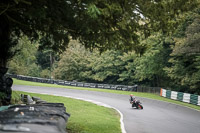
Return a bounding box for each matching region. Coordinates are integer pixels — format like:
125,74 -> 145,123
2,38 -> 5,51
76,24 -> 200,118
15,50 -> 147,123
13,85 -> 200,133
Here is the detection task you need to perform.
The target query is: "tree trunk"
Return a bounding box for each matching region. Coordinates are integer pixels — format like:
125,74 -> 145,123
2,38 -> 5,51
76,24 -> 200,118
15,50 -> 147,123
0,67 -> 13,105
0,15 -> 13,105
0,15 -> 10,68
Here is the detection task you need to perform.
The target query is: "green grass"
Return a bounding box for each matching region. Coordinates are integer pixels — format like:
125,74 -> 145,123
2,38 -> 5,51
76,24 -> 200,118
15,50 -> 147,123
12,91 -> 121,133
13,78 -> 200,111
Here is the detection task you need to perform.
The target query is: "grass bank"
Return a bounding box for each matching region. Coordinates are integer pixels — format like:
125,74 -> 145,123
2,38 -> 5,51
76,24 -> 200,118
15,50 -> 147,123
12,91 -> 121,133
13,78 -> 200,111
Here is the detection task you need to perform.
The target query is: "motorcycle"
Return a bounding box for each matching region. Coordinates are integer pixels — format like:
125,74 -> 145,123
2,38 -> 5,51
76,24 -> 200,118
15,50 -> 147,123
130,100 -> 143,109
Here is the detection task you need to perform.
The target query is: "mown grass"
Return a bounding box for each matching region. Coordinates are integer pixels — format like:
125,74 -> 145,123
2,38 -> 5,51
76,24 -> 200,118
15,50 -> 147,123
13,78 -> 200,111
12,91 -> 121,133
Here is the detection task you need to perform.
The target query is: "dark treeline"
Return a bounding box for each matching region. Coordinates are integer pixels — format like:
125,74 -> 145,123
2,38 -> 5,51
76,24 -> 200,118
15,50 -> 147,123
8,11 -> 200,94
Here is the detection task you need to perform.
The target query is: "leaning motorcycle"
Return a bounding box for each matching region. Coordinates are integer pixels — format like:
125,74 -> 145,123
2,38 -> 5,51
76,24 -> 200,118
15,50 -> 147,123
130,100 -> 143,109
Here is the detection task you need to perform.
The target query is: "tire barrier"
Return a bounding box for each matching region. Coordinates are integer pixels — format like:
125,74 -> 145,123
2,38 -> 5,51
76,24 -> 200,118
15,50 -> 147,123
0,95 -> 70,133
6,74 -> 161,94
160,88 -> 200,106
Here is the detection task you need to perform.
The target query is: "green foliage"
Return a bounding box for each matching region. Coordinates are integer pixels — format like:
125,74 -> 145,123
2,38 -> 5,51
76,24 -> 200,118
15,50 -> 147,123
165,14 -> 200,93
8,36 -> 57,78
54,40 -> 91,81
117,52 -> 136,85
134,34 -> 173,87
11,11 -> 200,94
40,69 -> 51,79
1,0 -> 199,67
86,50 -> 124,83
36,51 -> 51,70
8,36 -> 40,76
2,1 -> 200,94
54,41 -> 125,83
10,91 -> 22,105
36,50 -> 59,70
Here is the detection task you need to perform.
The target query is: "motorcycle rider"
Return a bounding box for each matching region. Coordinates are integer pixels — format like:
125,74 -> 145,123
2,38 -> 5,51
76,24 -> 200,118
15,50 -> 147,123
129,94 -> 136,107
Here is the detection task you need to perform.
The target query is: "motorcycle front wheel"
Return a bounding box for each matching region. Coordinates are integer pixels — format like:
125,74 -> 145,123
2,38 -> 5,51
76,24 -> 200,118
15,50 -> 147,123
138,104 -> 143,109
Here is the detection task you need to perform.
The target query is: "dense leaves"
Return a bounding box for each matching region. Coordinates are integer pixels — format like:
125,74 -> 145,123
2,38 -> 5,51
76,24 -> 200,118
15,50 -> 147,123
52,11 -> 200,94
54,40 -> 91,81
53,36 -> 173,87
8,36 -> 53,78
8,36 -> 40,76
3,1 -> 200,94
1,0 -> 199,67
166,14 -> 200,94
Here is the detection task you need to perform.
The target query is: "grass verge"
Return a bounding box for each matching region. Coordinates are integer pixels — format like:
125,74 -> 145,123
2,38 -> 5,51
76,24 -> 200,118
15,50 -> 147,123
12,91 -> 121,133
13,78 -> 200,111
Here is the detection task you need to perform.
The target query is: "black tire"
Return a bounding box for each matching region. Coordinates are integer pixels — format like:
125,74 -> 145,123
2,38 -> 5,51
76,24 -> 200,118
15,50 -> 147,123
139,104 -> 143,109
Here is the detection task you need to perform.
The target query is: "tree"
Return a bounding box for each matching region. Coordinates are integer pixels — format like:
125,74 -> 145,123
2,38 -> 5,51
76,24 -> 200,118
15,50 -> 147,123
0,0 -> 199,68
54,42 -> 125,84
134,33 -> 173,87
84,50 -> 124,84
165,14 -> 200,94
8,36 -> 40,76
54,40 -> 91,81
117,52 -> 137,85
0,0 -> 200,104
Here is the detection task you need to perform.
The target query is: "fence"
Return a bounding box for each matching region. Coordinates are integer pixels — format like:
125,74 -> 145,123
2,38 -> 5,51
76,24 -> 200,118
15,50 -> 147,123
137,86 -> 161,94
160,88 -> 200,106
6,74 -> 162,94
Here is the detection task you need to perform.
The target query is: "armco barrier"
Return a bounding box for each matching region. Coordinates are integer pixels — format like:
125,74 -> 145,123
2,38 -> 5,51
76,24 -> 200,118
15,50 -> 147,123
6,73 -> 161,94
160,88 -> 200,106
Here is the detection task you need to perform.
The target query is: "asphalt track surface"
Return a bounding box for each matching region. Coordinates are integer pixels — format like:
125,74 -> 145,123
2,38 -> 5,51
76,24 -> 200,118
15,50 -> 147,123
13,85 -> 200,133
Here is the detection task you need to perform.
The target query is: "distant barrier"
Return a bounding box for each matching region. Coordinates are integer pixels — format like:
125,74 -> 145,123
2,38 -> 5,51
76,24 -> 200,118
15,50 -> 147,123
6,74 -> 161,94
160,88 -> 200,106
136,86 -> 160,94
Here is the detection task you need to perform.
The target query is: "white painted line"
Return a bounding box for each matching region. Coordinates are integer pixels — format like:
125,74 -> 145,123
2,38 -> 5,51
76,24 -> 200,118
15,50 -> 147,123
33,92 -> 127,133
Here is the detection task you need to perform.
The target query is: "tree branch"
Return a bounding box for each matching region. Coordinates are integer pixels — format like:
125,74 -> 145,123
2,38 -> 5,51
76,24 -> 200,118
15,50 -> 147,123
0,4 -> 9,15
5,13 -> 28,27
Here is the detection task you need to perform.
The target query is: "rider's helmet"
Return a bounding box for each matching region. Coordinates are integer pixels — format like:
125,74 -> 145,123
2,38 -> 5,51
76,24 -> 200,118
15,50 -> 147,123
130,94 -> 133,96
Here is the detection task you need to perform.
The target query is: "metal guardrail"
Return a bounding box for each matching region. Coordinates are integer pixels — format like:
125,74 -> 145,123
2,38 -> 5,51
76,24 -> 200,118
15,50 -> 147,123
6,74 -> 161,94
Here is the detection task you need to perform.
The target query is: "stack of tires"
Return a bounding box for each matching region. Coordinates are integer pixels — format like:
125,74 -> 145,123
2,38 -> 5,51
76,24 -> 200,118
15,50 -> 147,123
0,96 -> 70,133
